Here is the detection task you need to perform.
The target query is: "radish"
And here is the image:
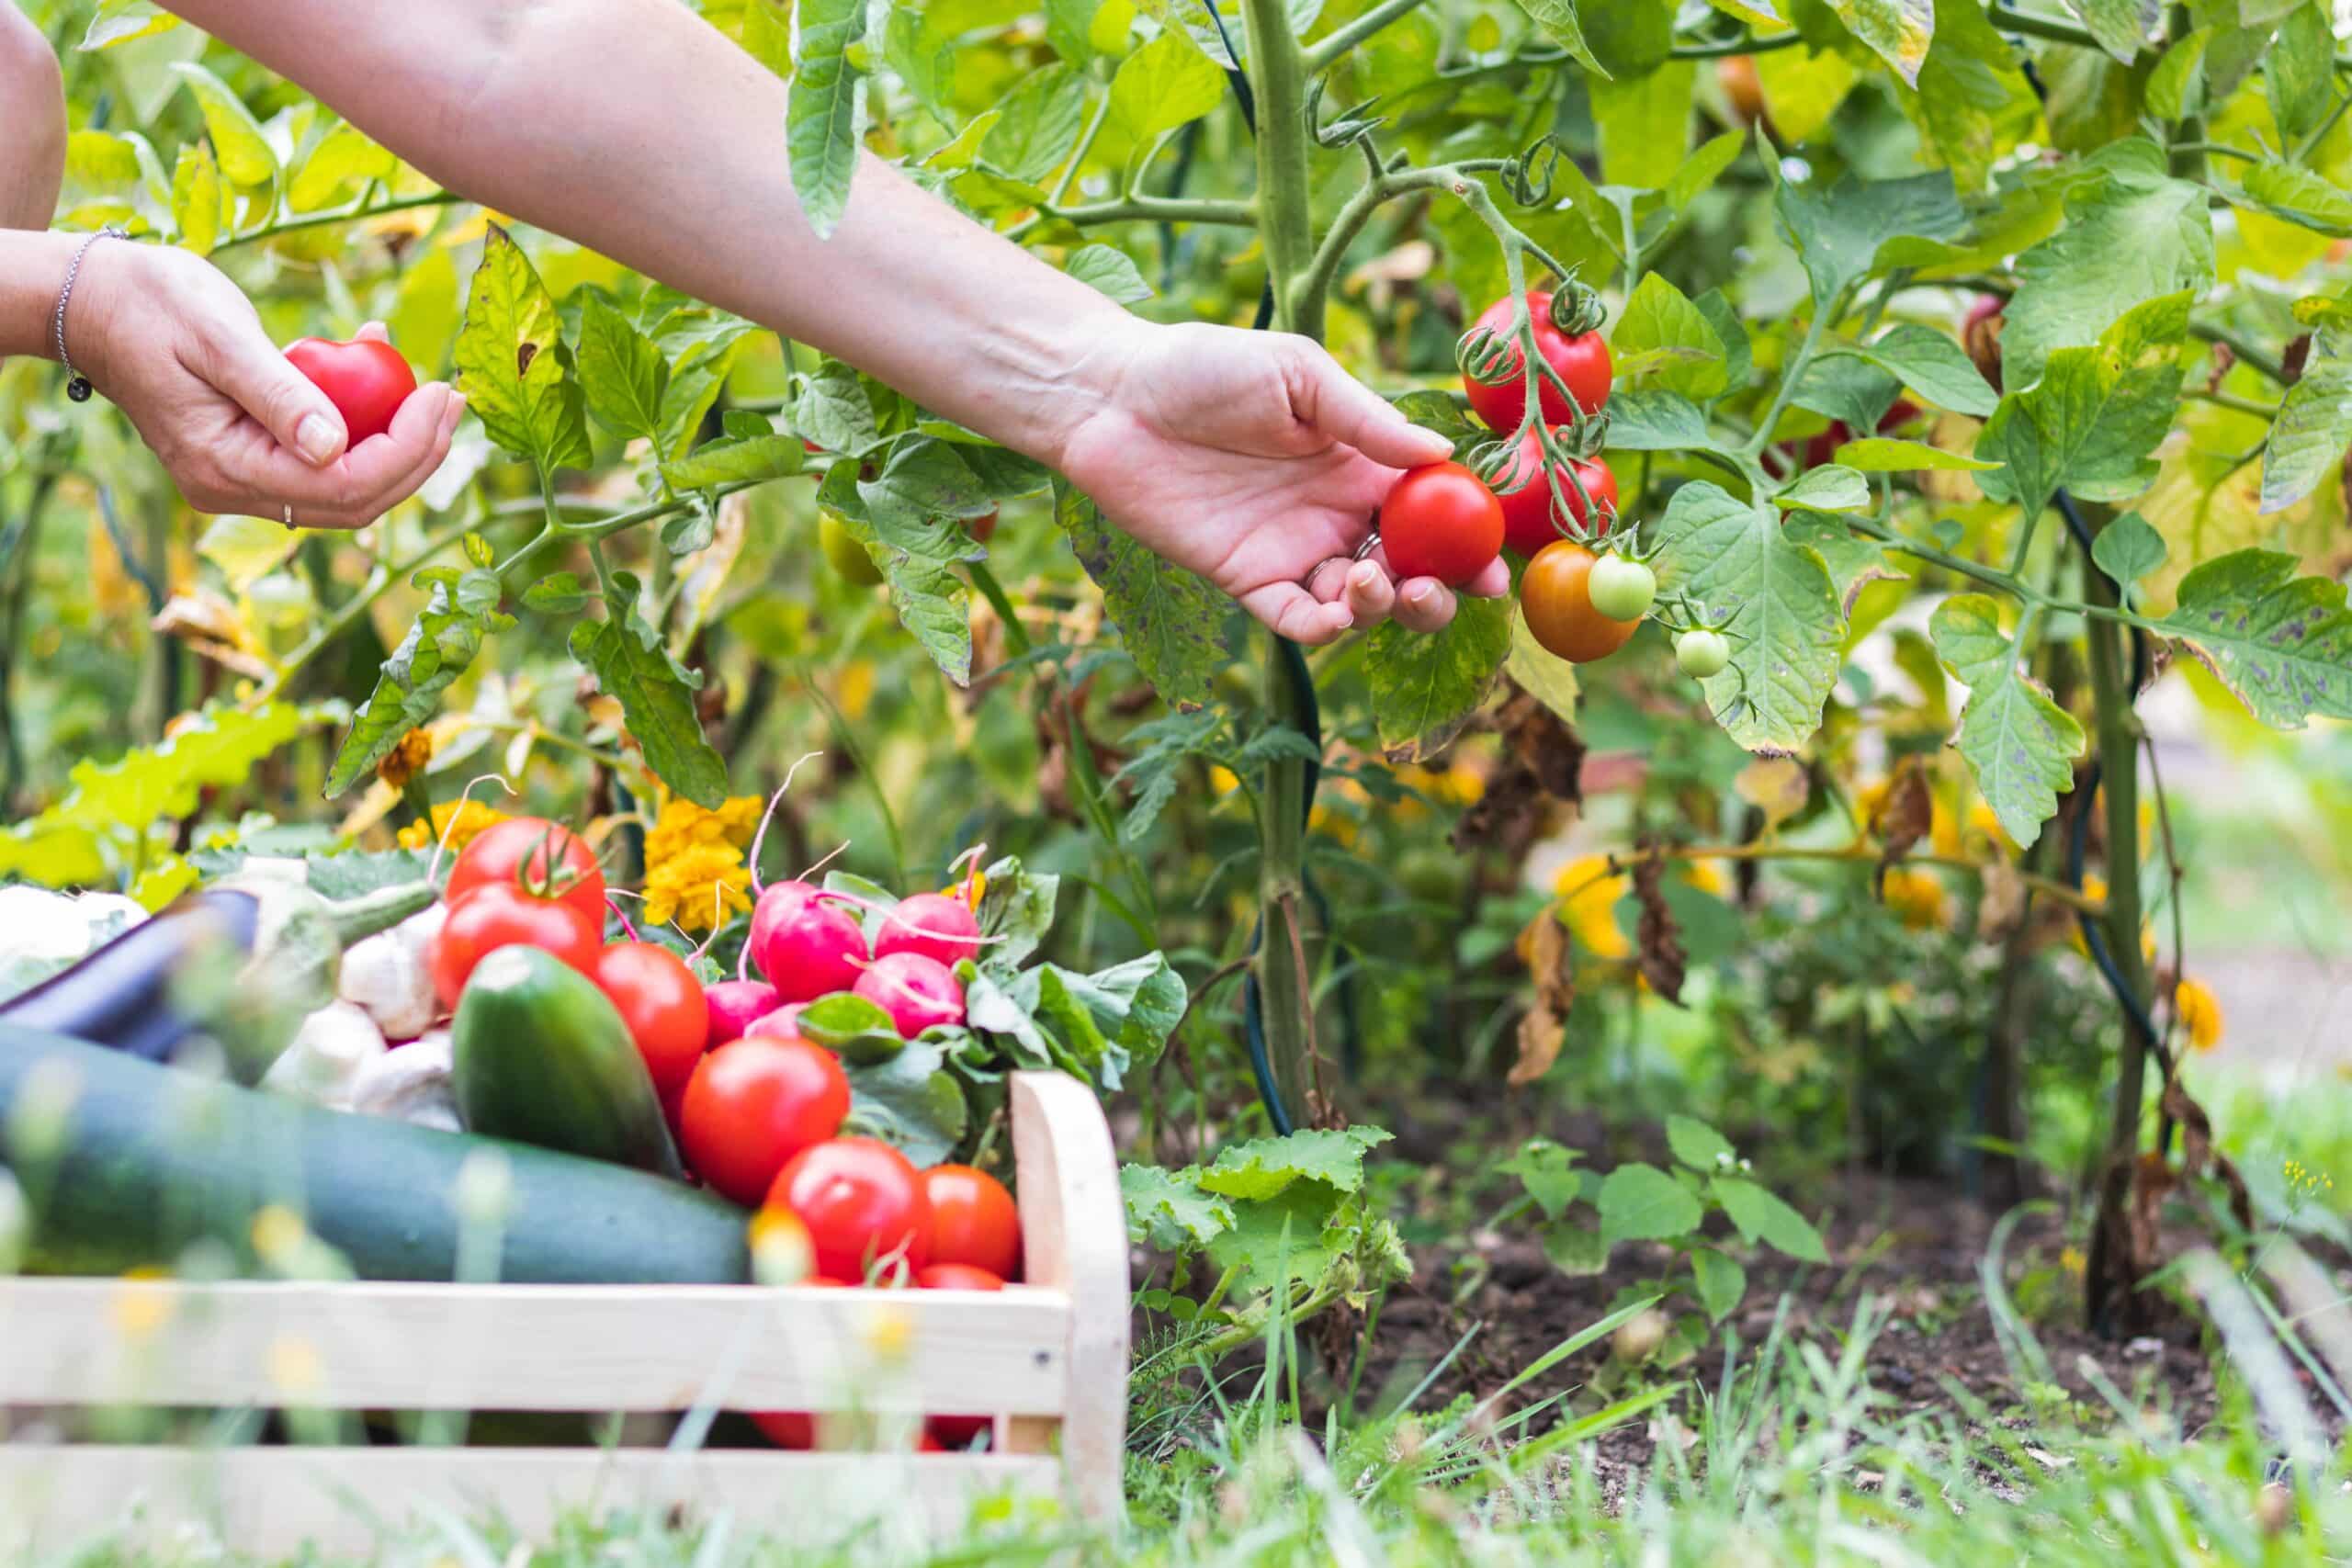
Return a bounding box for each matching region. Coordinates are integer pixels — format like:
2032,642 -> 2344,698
854,952 -> 965,1036
705,978 -> 783,1050
746,1001 -> 808,1041
872,892 -> 981,968
750,883 -> 867,1004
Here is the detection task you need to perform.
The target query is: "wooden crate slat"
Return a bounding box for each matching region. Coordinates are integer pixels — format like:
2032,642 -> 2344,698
0,1445 -> 1065,1557
0,1279 -> 1072,1413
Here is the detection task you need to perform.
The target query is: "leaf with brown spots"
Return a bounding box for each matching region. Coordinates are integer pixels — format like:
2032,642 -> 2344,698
1453,682 -> 1585,853
1632,847 -> 1687,1004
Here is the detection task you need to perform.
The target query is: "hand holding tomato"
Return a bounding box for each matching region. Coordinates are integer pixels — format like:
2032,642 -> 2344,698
1052,321 -> 1508,643
286,335 -> 419,445
54,242 -> 459,527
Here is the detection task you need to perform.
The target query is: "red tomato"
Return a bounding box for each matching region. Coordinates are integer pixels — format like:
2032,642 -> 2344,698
1463,291 -> 1613,434
1491,430 -> 1618,557
750,1274 -> 849,1451
920,1165 -> 1021,1280
285,337 -> 418,445
444,818 -> 606,930
768,1138 -> 931,1281
915,1263 -> 1004,1290
594,942 -> 711,1096
1380,462 -> 1503,586
1520,540 -> 1642,664
679,1037 -> 852,1206
429,883 -> 601,1010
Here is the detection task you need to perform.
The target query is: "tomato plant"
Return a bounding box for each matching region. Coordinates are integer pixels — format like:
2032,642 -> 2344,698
1462,291 -> 1613,434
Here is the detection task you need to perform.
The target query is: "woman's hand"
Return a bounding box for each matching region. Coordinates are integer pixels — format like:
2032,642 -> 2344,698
1056,321 -> 1508,646
65,242 -> 461,528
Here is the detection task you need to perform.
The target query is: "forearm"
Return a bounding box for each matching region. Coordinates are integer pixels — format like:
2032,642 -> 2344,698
0,6 -> 66,231
165,0 -> 1138,466
0,230 -> 76,363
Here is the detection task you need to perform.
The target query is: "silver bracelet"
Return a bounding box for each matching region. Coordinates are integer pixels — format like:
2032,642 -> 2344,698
54,225 -> 129,404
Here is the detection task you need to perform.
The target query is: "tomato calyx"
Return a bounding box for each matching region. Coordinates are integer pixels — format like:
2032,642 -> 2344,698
514,821 -> 598,905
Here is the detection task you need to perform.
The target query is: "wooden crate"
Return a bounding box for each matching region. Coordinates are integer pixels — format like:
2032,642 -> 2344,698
0,1071 -> 1128,1553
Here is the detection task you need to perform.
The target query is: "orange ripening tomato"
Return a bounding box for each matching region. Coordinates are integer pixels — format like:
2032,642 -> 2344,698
1520,540 -> 1642,663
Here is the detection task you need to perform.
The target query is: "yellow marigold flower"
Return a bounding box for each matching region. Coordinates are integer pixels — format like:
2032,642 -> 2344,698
1880,867 -> 1950,931
640,795 -> 764,933
2176,977 -> 2223,1052
1551,854 -> 1630,959
1208,765 -> 1240,795
396,798 -> 508,853
1680,858 -> 1732,899
837,660 -> 876,723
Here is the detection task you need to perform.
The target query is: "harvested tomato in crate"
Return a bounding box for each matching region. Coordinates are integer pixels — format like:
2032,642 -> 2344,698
0,1028 -> 1128,1551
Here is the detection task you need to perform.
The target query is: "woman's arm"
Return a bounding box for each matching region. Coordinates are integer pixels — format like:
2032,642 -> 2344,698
160,0 -> 1495,640
0,6 -> 65,231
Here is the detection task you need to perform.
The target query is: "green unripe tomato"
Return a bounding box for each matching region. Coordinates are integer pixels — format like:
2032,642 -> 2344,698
1676,628 -> 1731,679
1586,554 -> 1656,621
819,513 -> 884,586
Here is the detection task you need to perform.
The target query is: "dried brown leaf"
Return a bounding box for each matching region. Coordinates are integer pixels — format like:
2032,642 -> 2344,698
1632,846 -> 1687,1004
1872,761 -> 1934,880
1976,858 -> 2028,944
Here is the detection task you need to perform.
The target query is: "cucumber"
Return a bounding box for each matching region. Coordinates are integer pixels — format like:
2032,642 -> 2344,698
0,1025 -> 749,1282
452,946 -> 684,1179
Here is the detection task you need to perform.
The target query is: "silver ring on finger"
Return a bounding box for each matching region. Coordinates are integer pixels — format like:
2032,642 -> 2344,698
1304,558 -> 1355,600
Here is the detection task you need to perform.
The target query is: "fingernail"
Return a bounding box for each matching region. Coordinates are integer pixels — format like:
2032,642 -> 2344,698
295,414 -> 342,465
1351,562 -> 1378,589
1331,607 -> 1355,630
1407,585 -> 1433,609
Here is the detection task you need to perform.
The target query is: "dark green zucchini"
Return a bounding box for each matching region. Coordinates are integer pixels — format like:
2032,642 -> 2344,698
0,1025 -> 749,1283
451,946 -> 684,1178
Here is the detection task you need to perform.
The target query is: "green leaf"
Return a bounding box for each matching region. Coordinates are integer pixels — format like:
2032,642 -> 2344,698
1108,31 -> 1224,144
1691,1247 -> 1747,1323
1611,272 -> 1727,400
168,62 -> 277,188
1196,1127 -> 1393,1201
1590,60 -> 1696,191
453,225 -> 593,474
82,0 -> 180,49
2265,1 -> 2333,142
168,141 -> 225,258
1123,1164 -> 1233,1248
1498,1139 -> 1585,1220
1824,323 -> 1998,417
1066,243 -> 1155,303
1506,601 -> 1580,722
856,438 -> 998,549
823,479 -> 976,685
327,572 -> 509,795
983,63 -> 1090,184
2002,139 -> 2214,388
1776,466 -> 1870,513
2238,161 -> 2352,238
1504,0 -> 1610,76
2261,330 -> 2352,513
1023,953 -> 1188,1089
786,0 -> 867,240
842,1040 -> 967,1168
661,428 -> 807,491
2157,549 -> 2352,728
1597,1162 -> 1703,1248
1652,482 -> 1844,752
1597,389 -> 1717,452
1055,478 -> 1236,709
1712,1175 -> 1828,1262
1835,437 -> 1996,472
1828,0 -> 1933,83
1975,291 -> 2189,521
2090,512 -> 2168,601
569,571 -> 729,807
2063,0 -> 2158,62
523,572 -> 590,615
1543,1220 -> 1611,1275
794,359 -> 882,456
1794,355 -> 1903,433
1775,169 -> 1964,310
1893,0 -> 2040,191
2146,27 -> 2210,119
1929,594 -> 2086,849
1112,708 -> 1224,842
287,121 -> 396,213
974,854 -> 1059,970
1666,1115 -> 1735,1172
1754,39 -> 1860,143
795,993 -> 907,1066
1782,513 -> 1900,613
575,294 -> 670,445
1364,596 -> 1510,762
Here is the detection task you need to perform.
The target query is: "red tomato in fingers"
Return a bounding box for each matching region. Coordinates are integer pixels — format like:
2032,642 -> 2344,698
768,1138 -> 930,1281
1463,291 -> 1612,434
286,337 -> 418,444
444,817 -> 606,930
1491,430 -> 1618,557
1380,462 -> 1503,586
429,883 -> 601,1010
920,1165 -> 1021,1280
594,942 -> 710,1095
679,1037 -> 852,1205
